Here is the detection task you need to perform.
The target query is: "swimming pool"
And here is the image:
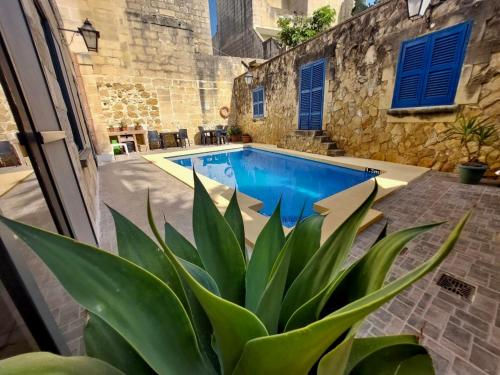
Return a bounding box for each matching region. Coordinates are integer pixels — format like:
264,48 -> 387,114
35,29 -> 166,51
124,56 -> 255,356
169,148 -> 376,227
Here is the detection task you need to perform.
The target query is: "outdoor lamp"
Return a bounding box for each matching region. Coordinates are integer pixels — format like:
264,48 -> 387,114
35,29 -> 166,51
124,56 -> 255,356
60,19 -> 100,52
244,71 -> 254,85
407,0 -> 431,19
78,19 -> 100,52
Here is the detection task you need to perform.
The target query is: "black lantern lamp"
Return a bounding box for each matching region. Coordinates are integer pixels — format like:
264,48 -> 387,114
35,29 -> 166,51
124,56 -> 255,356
60,19 -> 100,52
78,19 -> 100,52
407,0 -> 431,19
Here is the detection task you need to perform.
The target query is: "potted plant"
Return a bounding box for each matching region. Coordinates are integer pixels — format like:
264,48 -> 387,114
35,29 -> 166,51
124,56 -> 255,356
112,123 -> 121,132
0,173 -> 469,374
242,133 -> 252,143
444,115 -> 497,184
227,125 -> 242,142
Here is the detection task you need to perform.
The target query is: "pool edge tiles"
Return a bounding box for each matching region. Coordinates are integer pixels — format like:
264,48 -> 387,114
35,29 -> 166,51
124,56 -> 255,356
142,144 -> 430,246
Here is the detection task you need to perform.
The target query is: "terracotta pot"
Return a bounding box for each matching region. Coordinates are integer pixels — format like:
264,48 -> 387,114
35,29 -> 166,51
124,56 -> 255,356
230,134 -> 242,142
242,134 -> 252,143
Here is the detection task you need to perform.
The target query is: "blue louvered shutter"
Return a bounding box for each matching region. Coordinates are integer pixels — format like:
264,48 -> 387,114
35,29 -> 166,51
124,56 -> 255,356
421,22 -> 470,106
393,22 -> 471,108
253,87 -> 264,118
392,38 -> 428,108
299,60 -> 325,130
299,66 -> 312,129
310,61 -> 325,130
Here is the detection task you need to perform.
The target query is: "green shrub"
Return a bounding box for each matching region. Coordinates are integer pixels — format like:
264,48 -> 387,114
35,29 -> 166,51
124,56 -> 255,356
0,172 -> 469,374
227,126 -> 242,136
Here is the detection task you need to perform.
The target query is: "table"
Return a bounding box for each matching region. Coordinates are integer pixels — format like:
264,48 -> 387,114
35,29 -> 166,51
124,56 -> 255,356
108,129 -> 149,152
159,131 -> 180,148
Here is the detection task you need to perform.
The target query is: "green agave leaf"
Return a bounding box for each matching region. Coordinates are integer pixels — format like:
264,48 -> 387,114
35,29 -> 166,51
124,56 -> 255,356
85,313 -> 153,374
109,205 -> 219,369
286,222 -> 440,331
0,352 -> 123,375
394,354 -> 434,374
349,344 -> 431,375
179,258 -> 220,295
280,182 -> 378,327
255,214 -> 324,333
343,335 -> 419,373
108,206 -> 188,309
192,171 -> 246,304
317,335 -> 355,375
147,197 -> 268,374
165,221 -> 203,267
245,199 -> 285,311
285,214 -> 324,290
320,223 -> 443,317
232,212 -> 469,374
0,216 -> 210,375
224,190 -> 246,259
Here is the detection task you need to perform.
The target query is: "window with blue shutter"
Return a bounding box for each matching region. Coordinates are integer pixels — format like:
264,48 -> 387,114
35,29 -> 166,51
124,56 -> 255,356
252,87 -> 264,118
299,59 -> 325,130
392,21 -> 471,108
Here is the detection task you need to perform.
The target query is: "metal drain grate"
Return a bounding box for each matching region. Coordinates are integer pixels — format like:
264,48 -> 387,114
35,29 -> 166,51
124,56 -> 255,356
437,273 -> 475,302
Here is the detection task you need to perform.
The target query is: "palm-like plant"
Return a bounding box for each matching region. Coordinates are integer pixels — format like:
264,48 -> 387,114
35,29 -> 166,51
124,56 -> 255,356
444,115 -> 497,164
0,172 -> 469,374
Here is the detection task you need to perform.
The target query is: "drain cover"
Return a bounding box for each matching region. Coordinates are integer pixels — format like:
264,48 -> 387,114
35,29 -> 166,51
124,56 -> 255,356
437,273 -> 475,302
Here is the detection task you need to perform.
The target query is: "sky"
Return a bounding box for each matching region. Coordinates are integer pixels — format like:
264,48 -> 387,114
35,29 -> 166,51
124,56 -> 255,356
208,0 -> 217,36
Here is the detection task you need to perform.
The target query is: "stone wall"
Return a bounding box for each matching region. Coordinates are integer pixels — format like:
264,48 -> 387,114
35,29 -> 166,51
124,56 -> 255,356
0,85 -> 16,141
231,0 -> 500,174
55,0 -> 250,153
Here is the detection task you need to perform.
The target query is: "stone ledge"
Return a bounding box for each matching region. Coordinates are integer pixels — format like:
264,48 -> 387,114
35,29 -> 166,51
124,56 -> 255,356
387,105 -> 459,116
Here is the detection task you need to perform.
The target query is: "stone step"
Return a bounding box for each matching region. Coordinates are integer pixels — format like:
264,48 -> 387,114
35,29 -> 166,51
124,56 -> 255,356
320,141 -> 338,150
294,130 -> 324,137
314,135 -> 331,143
326,149 -> 345,157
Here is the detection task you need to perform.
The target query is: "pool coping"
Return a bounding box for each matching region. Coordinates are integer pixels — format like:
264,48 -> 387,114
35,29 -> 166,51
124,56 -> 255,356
142,144 -> 429,246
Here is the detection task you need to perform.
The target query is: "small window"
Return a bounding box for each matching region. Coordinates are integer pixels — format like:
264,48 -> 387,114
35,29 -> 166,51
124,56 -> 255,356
252,87 -> 264,118
392,21 -> 471,109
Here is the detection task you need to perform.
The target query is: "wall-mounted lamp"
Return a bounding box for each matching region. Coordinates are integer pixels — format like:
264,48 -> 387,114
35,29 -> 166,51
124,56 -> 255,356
407,0 -> 431,20
241,61 -> 254,86
60,19 -> 100,52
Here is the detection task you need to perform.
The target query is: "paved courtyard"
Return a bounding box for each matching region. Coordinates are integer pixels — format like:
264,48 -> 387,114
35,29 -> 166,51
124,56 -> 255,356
1,150 -> 499,374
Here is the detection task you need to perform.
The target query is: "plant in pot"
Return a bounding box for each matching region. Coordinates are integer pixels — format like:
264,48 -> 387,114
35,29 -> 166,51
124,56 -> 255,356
444,115 -> 497,184
227,125 -> 242,142
242,133 -> 252,143
0,172 -> 469,374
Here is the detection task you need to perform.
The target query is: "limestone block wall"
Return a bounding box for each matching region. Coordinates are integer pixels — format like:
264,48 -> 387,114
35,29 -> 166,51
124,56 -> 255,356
0,85 -> 16,141
55,0 -> 249,153
231,0 -> 500,174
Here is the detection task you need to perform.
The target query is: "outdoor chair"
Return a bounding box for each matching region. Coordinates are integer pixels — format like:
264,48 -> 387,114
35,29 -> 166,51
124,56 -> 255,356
175,129 -> 190,148
198,126 -> 211,145
216,129 -> 227,145
148,130 -> 161,150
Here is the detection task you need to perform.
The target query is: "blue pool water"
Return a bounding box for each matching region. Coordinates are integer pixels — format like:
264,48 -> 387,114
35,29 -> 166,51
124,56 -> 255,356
170,148 -> 376,227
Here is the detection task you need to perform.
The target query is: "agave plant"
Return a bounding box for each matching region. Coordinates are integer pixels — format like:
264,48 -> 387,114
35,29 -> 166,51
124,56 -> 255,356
0,172 -> 469,374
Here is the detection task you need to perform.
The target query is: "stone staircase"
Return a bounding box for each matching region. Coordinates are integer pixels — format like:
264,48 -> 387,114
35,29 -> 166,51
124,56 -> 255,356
278,130 -> 345,157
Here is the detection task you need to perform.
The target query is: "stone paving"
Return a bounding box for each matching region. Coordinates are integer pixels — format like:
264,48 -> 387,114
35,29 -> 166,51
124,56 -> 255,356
99,154 -> 499,375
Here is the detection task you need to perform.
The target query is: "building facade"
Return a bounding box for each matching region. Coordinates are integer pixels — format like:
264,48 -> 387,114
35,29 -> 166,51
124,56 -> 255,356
52,0 -> 251,154
231,0 -> 500,175
213,0 -> 353,59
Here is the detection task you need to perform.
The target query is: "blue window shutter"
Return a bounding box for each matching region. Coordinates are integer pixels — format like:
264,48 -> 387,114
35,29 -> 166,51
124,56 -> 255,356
310,61 -> 325,130
421,22 -> 471,106
299,60 -> 325,130
392,38 -> 428,108
252,87 -> 264,118
299,65 -> 312,129
393,21 -> 471,108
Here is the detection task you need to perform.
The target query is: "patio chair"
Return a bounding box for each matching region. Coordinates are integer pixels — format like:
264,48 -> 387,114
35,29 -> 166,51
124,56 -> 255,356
198,126 -> 209,145
215,125 -> 223,130
215,129 -> 227,145
148,130 -> 161,150
175,129 -> 190,148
